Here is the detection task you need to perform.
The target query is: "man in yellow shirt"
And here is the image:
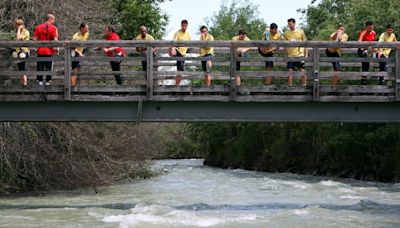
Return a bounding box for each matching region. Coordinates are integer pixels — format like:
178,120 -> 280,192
284,18 -> 307,86
15,19 -> 30,86
200,26 -> 214,87
326,23 -> 348,88
136,25 -> 157,72
170,20 -> 191,86
232,29 -> 251,86
378,24 -> 397,85
71,23 -> 89,86
258,23 -> 281,85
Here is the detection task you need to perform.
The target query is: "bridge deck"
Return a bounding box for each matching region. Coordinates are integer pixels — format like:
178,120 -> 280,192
0,40 -> 400,122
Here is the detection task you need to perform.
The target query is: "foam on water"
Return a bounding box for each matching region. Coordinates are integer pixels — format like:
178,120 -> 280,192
320,180 -> 347,187
103,204 -> 257,227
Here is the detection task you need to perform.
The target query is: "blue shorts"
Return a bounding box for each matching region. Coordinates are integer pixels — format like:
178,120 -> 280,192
258,48 -> 273,68
176,49 -> 185,71
287,61 -> 304,70
71,52 -> 81,69
326,49 -> 341,71
201,54 -> 213,72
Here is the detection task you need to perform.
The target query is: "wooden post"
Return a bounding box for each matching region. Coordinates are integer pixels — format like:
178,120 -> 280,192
64,43 -> 71,101
230,42 -> 237,101
312,47 -> 320,101
146,47 -> 154,101
396,47 -> 400,101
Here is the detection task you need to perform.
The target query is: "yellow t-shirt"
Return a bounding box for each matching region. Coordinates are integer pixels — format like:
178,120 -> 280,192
72,32 -> 89,55
327,32 -> 349,55
284,29 -> 307,57
200,34 -> 214,56
136,34 -> 155,41
232,36 -> 251,56
379,32 -> 397,57
261,31 -> 281,52
173,30 -> 191,56
16,28 -> 30,53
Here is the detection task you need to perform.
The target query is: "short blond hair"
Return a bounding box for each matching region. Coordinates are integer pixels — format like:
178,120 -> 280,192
15,19 -> 24,25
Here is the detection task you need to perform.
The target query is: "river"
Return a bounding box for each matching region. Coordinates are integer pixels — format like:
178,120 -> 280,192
0,159 -> 399,227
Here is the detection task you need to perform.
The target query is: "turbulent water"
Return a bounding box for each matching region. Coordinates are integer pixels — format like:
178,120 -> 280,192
0,159 -> 399,227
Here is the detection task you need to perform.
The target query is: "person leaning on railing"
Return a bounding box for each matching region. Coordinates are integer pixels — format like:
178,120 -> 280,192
199,25 -> 214,87
232,29 -> 251,86
103,26 -> 126,85
136,25 -> 157,72
377,24 -> 397,85
326,23 -> 348,89
71,23 -> 89,87
14,19 -> 30,86
357,20 -> 376,85
258,23 -> 282,85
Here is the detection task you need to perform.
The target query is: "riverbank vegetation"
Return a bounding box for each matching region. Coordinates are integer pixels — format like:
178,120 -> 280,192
0,0 -> 174,194
0,122 -> 181,194
185,123 -> 400,182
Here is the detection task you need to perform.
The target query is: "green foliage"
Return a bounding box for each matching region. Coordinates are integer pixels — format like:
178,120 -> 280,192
302,0 -> 400,40
186,122 -> 400,182
205,0 -> 268,40
0,32 -> 14,41
112,0 -> 170,39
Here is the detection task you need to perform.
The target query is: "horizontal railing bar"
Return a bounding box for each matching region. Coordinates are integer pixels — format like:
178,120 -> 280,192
1,40 -> 400,49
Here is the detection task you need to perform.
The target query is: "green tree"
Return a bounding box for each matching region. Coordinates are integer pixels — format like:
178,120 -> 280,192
205,0 -> 267,40
113,0 -> 170,39
301,0 -> 400,40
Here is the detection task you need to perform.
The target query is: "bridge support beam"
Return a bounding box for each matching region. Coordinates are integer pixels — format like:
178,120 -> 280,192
1,101 -> 400,123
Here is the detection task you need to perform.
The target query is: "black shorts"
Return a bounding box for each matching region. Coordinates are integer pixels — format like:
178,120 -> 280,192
258,48 -> 273,68
71,52 -> 81,69
326,49 -> 341,71
287,61 -> 304,70
176,50 -> 185,71
201,54 -> 213,72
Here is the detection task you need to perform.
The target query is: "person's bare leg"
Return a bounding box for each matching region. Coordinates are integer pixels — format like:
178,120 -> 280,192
264,66 -> 273,85
300,69 -> 307,86
205,60 -> 212,86
176,74 -> 182,86
71,68 -> 78,87
235,75 -> 241,86
332,71 -> 340,89
204,74 -> 211,87
20,75 -> 27,86
288,68 -> 293,86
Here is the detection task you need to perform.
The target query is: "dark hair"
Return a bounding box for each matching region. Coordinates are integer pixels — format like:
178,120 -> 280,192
238,29 -> 247,35
270,23 -> 278,29
288,18 -> 296,24
181,19 -> 188,25
200,25 -> 208,31
104,26 -> 115,33
337,23 -> 344,29
365,21 -> 373,26
79,23 -> 87,29
386,24 -> 394,29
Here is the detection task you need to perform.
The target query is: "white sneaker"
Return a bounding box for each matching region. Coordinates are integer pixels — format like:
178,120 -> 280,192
45,82 -> 51,86
38,81 -> 44,86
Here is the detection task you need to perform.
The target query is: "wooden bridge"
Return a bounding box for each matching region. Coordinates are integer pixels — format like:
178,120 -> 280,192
1,40 -> 400,122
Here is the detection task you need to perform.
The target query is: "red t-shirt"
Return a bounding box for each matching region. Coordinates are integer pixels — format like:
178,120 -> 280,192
358,30 -> 376,42
105,32 -> 126,57
34,23 -> 58,55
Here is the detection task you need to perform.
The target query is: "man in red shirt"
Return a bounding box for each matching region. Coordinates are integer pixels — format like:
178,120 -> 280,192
34,14 -> 58,86
103,26 -> 126,85
358,21 -> 376,85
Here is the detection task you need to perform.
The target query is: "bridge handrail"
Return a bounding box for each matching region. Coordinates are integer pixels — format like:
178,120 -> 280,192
0,40 -> 399,102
